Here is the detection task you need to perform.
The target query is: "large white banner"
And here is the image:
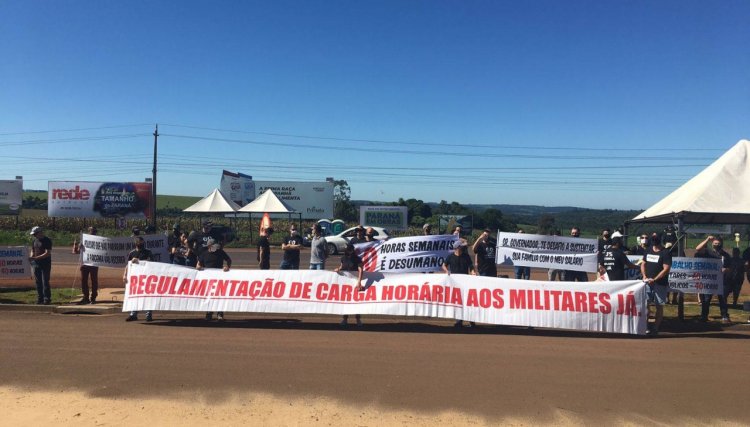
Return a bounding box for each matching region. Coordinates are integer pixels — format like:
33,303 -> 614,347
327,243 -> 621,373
496,232 -> 599,272
80,234 -> 169,267
359,206 -> 408,231
124,262 -> 647,335
0,246 -> 31,279
48,181 -> 152,218
354,234 -> 458,273
0,180 -> 23,216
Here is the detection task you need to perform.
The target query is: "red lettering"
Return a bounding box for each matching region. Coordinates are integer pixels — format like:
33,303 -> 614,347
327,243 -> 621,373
450,287 -> 463,305
51,186 -> 90,200
561,291 -> 574,311
316,283 -> 329,300
129,276 -> 139,295
599,293 -> 611,314
394,285 -> 406,300
407,285 -> 419,301
478,289 -> 491,308
510,289 -> 526,309
492,288 -> 504,308
466,289 -> 479,307
587,292 -> 599,313
574,292 -> 588,312
381,285 -> 394,300
419,285 -> 431,301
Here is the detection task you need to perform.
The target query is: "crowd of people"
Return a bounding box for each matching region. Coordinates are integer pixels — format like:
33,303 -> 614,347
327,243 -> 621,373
22,221 -> 750,333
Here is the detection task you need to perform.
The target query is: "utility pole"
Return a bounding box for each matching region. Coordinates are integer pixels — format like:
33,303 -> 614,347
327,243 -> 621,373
152,124 -> 159,227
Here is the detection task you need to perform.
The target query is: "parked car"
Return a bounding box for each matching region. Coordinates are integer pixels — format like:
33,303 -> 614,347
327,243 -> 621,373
324,226 -> 389,255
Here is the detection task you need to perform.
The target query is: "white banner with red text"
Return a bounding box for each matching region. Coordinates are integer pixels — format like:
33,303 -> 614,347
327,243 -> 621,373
353,234 -> 459,273
80,234 -> 169,267
0,246 -> 31,279
496,232 -> 599,272
124,262 -> 647,335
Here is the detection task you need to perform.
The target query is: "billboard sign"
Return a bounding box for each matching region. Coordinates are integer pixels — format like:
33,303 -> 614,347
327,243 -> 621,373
360,206 -> 408,230
0,180 -> 23,216
48,181 -> 152,218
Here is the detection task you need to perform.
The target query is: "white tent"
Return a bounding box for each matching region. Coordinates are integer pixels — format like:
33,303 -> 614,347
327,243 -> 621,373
238,188 -> 296,213
183,188 -> 240,213
630,139 -> 750,224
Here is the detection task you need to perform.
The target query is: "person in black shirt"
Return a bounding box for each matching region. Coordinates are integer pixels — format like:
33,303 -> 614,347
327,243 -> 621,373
599,237 -> 637,281
336,243 -> 364,327
641,233 -> 671,335
198,238 -> 232,321
188,220 -> 223,257
629,233 -> 650,256
124,237 -> 154,322
562,227 -> 588,282
172,232 -> 197,267
695,235 -> 732,323
78,226 -> 99,304
257,227 -> 273,270
472,228 -> 497,278
280,225 -> 303,270
349,225 -> 366,245
29,226 -> 52,305
443,239 -> 476,328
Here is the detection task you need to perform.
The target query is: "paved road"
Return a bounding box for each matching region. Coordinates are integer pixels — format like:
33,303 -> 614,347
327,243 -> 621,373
2,310 -> 749,424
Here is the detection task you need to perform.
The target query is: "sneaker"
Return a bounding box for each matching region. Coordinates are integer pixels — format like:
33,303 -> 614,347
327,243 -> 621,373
454,320 -> 463,328
721,316 -> 731,324
90,298 -> 96,305
145,312 -> 153,322
76,298 -> 90,305
43,299 -> 51,305
205,312 -> 213,321
125,314 -> 138,322
645,329 -> 659,337
217,313 -> 225,322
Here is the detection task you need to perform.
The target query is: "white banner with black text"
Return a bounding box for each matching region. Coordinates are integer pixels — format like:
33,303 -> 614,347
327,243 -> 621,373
496,232 -> 599,272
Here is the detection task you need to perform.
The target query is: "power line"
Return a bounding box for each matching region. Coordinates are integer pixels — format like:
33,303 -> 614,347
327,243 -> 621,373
160,122 -> 722,152
0,124 -> 153,136
161,133 -> 713,161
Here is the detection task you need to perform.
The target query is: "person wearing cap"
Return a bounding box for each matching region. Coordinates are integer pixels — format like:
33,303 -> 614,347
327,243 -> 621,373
29,226 -> 53,305
335,243 -> 364,327
422,223 -> 432,235
197,237 -> 232,321
131,226 -> 141,236
257,226 -> 273,269
188,220 -> 223,257
695,235 -> 732,323
309,223 -> 327,270
125,237 -> 154,322
280,225 -> 303,270
641,232 -> 672,335
78,226 -> 99,304
599,236 -> 637,281
349,225 -> 366,245
442,239 -> 476,328
472,228 -> 497,278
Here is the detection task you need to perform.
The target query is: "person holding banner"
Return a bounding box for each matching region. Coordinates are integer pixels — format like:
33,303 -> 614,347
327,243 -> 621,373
443,239 -> 476,328
641,233 -> 671,335
172,232 -> 197,267
78,226 -> 99,305
29,226 -> 52,305
562,227 -> 588,282
472,228 -> 497,278
514,229 -> 531,280
198,238 -> 232,322
695,235 -> 731,323
336,243 -> 364,327
309,223 -> 327,270
125,237 -> 154,322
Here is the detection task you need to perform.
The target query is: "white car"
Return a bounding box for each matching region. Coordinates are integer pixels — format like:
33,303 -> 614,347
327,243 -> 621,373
324,226 -> 389,255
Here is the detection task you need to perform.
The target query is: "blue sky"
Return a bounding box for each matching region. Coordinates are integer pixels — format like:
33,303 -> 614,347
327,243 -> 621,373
1,1 -> 748,210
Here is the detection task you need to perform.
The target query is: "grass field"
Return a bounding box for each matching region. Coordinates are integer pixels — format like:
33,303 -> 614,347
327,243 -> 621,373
0,287 -> 80,305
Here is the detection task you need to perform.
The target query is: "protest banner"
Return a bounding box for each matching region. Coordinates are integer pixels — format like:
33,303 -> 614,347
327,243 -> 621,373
359,206 -> 408,231
0,246 -> 31,279
124,262 -> 648,335
80,234 -> 169,267
668,257 -> 724,295
48,181 -> 152,218
496,232 -> 598,272
0,180 -> 23,216
353,234 -> 458,273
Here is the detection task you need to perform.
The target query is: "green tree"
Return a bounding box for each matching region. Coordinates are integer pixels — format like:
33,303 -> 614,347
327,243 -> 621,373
332,179 -> 357,221
537,214 -> 557,235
